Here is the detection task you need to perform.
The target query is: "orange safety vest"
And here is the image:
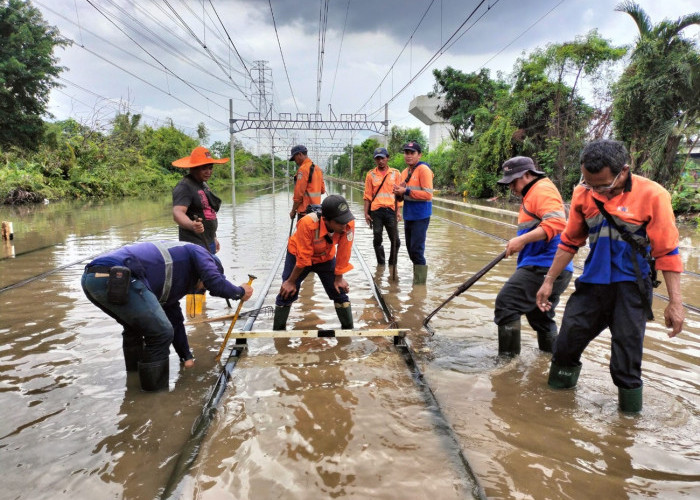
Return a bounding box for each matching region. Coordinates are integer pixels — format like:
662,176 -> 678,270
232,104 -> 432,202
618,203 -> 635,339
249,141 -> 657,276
364,167 -> 401,211
288,213 -> 354,274
293,157 -> 326,215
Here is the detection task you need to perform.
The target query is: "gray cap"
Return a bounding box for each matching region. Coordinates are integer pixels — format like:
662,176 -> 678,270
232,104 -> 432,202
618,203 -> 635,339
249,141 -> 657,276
497,156 -> 544,184
289,144 -> 308,160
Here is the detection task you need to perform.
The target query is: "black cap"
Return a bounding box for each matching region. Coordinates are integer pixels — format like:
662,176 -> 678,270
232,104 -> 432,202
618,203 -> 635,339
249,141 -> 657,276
402,141 -> 422,153
321,195 -> 354,224
496,156 -> 544,184
373,147 -> 389,158
289,144 -> 308,160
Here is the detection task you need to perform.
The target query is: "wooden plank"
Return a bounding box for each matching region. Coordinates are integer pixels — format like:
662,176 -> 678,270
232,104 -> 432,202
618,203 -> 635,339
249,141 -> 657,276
229,329 -> 406,339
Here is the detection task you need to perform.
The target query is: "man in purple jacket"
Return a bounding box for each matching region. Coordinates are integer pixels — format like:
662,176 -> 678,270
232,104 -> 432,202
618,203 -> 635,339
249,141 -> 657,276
81,242 -> 253,391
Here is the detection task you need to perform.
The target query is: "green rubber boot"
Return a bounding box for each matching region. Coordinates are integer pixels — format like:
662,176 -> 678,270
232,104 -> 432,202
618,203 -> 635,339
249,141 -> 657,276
335,302 -> 354,330
548,361 -> 582,389
137,358 -> 169,392
498,319 -> 521,357
413,264 -> 428,285
536,324 -> 557,353
273,305 -> 291,331
618,386 -> 643,413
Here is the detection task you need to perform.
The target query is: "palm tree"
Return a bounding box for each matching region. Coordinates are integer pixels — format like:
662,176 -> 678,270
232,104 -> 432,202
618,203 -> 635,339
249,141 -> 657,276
612,1 -> 700,187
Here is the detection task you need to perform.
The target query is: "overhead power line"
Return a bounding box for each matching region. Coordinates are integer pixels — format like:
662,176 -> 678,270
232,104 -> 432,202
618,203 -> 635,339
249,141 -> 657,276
355,0 -> 438,114
367,0 -> 496,118
316,0 -> 330,115
162,0 -> 256,107
35,1 -> 249,103
328,0 -> 351,104
268,0 -> 299,113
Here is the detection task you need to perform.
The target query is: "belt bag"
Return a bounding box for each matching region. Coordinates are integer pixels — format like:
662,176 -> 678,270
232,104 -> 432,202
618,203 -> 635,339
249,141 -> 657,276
593,198 -> 659,320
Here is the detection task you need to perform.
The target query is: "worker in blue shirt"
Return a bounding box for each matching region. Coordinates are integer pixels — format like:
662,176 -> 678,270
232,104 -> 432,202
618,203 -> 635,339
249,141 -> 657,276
81,241 -> 253,391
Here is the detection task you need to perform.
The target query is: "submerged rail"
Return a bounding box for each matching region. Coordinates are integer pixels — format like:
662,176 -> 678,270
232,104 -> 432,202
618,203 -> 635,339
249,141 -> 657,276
352,244 -> 488,500
161,241 -> 287,499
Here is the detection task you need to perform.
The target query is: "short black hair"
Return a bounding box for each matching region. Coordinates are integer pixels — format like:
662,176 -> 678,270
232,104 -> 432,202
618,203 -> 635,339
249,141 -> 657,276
579,139 -> 629,174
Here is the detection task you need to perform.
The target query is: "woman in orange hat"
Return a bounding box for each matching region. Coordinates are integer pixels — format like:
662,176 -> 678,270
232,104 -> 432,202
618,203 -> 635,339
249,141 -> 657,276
171,146 -> 229,254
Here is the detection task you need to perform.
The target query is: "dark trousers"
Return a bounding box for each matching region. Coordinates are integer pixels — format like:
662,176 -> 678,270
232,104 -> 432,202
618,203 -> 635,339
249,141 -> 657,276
275,252 -> 350,306
370,207 -> 400,265
404,217 -> 430,265
495,266 -> 572,334
553,280 -> 651,389
81,272 -> 173,362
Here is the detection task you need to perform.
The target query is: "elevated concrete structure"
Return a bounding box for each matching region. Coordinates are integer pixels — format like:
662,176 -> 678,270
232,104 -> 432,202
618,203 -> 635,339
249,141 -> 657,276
408,95 -> 452,151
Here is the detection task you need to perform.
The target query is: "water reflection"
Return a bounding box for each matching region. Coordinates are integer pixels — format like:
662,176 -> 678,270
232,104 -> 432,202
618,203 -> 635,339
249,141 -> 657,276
274,338 -> 357,495
0,186 -> 698,499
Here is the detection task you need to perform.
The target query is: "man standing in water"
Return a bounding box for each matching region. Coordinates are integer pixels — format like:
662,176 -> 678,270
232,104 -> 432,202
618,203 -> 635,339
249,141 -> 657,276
494,156 -> 572,357
393,141 -> 433,284
289,144 -> 325,221
81,242 -> 253,391
273,195 -> 355,331
363,147 -> 401,269
172,146 -> 229,254
536,139 -> 684,413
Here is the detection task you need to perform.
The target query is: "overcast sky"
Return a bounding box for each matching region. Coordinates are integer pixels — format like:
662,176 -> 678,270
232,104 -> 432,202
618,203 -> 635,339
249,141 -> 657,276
34,0 -> 699,164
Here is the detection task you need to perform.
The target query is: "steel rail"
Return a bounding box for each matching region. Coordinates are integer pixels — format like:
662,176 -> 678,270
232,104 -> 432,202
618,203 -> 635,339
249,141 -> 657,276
352,244 -> 488,500
161,241 -> 287,499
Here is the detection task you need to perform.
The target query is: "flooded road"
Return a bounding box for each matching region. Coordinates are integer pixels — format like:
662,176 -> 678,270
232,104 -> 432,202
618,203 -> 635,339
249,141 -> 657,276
0,181 -> 698,499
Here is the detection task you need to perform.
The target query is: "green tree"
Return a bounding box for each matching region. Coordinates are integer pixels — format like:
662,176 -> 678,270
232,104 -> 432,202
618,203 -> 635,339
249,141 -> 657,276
512,31 -> 625,190
0,0 -> 69,149
388,126 -> 428,156
612,1 -> 700,187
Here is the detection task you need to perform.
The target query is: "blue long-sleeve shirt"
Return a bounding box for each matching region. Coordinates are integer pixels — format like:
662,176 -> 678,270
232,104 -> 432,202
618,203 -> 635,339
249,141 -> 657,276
88,242 -> 244,359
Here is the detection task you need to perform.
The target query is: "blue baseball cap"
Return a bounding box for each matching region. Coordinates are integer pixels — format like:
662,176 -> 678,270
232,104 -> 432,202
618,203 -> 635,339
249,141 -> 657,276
373,147 -> 389,158
289,144 -> 308,160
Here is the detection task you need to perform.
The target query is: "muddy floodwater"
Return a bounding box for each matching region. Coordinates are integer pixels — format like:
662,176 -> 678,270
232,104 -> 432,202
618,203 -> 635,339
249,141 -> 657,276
1,180 -> 698,499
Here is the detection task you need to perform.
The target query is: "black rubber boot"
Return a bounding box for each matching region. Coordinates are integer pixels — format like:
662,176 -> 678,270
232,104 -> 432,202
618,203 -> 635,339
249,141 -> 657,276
548,361 -> 582,389
618,386 -> 643,413
536,324 -> 557,353
498,319 -> 521,356
273,305 -> 291,331
122,331 -> 144,372
138,358 -> 169,392
375,247 -> 386,266
335,302 -> 354,330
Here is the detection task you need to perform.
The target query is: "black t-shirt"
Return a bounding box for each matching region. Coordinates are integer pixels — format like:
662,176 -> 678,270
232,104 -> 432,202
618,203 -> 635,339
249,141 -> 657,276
172,175 -> 222,250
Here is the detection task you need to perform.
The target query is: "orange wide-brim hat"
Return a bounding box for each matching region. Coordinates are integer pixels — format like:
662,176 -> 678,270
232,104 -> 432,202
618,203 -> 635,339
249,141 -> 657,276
172,146 -> 229,168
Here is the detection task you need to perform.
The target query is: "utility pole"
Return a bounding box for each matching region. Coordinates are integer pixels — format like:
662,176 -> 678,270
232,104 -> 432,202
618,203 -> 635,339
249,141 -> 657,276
270,133 -> 275,180
350,134 -> 354,176
385,103 -> 389,148
252,60 -> 273,156
229,99 -> 235,187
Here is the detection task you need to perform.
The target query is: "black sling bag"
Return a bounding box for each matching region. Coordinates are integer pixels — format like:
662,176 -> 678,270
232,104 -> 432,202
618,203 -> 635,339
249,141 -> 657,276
593,198 -> 660,320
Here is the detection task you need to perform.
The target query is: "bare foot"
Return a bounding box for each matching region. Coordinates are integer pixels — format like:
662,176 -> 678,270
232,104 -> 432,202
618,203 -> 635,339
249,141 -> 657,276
184,359 -> 195,368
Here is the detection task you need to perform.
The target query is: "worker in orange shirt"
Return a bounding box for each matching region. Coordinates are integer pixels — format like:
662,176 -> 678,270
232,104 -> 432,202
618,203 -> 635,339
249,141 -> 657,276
537,139 -> 685,413
273,195 -> 355,331
363,147 -> 401,268
393,141 -> 433,284
289,144 -> 325,220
